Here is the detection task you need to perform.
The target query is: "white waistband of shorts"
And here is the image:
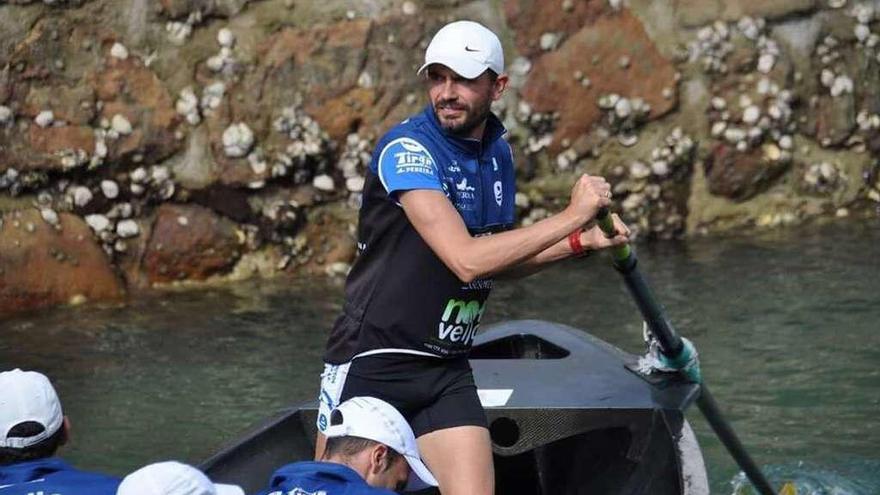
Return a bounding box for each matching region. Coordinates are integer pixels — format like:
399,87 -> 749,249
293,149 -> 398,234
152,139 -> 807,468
352,348 -> 442,360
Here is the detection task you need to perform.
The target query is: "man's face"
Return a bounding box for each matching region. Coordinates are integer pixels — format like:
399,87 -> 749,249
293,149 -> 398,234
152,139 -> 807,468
366,451 -> 410,491
381,456 -> 411,491
425,64 -> 507,139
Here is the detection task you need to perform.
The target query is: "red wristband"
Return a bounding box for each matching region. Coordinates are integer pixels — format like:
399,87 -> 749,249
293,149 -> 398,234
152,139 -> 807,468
568,229 -> 589,257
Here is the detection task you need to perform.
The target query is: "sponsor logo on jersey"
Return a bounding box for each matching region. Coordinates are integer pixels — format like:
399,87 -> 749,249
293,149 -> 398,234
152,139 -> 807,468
268,489 -> 328,495
385,137 -> 436,175
4,483 -> 59,495
453,176 -> 477,212
438,298 -> 486,345
448,161 -> 461,173
463,278 -> 494,290
494,180 -> 503,206
456,177 -> 475,192
454,177 -> 477,210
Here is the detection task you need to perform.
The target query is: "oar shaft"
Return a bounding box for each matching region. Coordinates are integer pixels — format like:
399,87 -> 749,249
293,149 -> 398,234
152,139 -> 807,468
616,259 -> 684,356
697,386 -> 777,495
593,208 -> 779,495
594,208 -> 682,357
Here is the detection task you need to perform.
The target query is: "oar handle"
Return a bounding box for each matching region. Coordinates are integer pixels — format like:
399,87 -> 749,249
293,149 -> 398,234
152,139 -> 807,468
595,207 -> 631,262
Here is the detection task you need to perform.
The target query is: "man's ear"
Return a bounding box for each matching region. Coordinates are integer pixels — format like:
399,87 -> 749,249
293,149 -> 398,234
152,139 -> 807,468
492,74 -> 509,101
370,444 -> 390,474
60,416 -> 71,446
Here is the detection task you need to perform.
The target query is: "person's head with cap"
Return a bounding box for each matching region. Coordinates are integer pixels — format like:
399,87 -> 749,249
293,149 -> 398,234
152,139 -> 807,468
417,20 -> 509,139
117,461 -> 244,495
322,396 -> 438,492
0,369 -> 70,465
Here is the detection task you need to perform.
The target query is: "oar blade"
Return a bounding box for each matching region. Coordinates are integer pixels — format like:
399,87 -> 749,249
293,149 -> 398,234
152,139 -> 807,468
778,482 -> 797,495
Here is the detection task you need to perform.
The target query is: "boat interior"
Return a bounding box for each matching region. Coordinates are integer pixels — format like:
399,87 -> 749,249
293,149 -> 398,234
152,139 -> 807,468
202,321 -> 702,495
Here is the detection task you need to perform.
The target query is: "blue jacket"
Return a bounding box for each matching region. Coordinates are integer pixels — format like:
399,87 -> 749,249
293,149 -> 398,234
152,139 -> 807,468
257,461 -> 397,495
0,457 -> 120,495
373,104 -> 516,233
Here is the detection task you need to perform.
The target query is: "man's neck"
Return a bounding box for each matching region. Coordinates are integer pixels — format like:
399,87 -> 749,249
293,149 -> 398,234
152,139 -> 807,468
323,455 -> 369,480
464,121 -> 487,141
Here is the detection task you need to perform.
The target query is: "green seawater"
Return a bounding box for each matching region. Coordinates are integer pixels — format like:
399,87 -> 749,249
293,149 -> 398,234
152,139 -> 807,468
2,220 -> 879,494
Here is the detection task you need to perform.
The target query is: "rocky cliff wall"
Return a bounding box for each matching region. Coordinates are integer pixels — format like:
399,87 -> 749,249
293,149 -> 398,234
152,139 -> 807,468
1,0 -> 878,316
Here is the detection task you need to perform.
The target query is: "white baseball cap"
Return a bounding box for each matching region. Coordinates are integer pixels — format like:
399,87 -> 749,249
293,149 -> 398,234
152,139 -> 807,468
417,20 -> 504,79
0,369 -> 64,449
325,396 -> 439,491
117,461 -> 244,495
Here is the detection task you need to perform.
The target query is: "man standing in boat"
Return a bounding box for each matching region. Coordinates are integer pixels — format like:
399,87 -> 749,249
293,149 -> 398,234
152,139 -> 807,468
316,20 -> 631,494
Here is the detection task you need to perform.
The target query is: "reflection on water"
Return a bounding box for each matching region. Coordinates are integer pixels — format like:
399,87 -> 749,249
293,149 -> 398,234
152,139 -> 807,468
0,278 -> 340,471
2,221 -> 879,494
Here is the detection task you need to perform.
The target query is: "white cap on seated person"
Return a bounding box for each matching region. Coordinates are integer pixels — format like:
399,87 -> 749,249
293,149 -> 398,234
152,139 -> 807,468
117,461 -> 244,495
325,396 -> 438,491
0,369 -> 64,449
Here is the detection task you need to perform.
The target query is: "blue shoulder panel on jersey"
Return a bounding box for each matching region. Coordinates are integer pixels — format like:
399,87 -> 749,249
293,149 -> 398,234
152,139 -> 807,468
375,137 -> 443,196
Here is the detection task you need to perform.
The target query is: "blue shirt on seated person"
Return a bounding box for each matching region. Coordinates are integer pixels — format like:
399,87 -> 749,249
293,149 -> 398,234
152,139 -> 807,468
0,369 -> 120,495
0,457 -> 119,495
261,461 -> 399,495
258,397 -> 437,495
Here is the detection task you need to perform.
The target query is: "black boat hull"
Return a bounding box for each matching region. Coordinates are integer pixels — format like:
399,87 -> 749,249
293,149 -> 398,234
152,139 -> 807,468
202,320 -> 709,494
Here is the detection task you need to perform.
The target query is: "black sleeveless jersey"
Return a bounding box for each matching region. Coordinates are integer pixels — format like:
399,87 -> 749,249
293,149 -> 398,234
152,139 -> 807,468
323,105 -> 516,364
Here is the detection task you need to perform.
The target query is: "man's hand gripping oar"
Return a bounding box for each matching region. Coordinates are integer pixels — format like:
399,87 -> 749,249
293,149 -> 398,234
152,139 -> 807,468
592,207 -> 797,495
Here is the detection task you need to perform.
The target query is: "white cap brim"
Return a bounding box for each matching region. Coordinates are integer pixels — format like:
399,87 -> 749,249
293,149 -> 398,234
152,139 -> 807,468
403,454 -> 439,491
417,55 -> 490,80
214,483 -> 245,495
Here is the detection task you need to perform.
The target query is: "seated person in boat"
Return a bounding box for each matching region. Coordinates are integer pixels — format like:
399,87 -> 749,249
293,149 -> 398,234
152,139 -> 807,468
316,19 -> 632,495
117,460 -> 244,495
260,397 -> 437,494
0,369 -> 120,495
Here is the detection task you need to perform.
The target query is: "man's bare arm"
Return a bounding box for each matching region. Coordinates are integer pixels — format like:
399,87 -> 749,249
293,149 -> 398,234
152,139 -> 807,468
495,214 -> 631,279
397,174 -> 616,283
491,237 -> 573,280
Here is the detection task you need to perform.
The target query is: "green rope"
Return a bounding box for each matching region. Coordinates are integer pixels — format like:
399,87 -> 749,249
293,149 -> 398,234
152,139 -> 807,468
658,338 -> 702,384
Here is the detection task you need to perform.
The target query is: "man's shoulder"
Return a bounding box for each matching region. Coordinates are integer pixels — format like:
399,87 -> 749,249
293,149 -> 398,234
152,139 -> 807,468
0,459 -> 119,493
266,461 -> 395,495
269,461 -> 358,484
376,113 -> 435,152
372,114 -> 444,184
40,463 -> 120,486
489,133 -> 514,157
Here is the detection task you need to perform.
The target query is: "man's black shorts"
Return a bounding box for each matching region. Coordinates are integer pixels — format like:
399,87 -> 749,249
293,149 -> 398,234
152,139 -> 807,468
317,354 -> 487,438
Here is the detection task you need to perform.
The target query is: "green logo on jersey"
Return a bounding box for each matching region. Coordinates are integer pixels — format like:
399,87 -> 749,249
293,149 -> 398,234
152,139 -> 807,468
438,299 -> 486,345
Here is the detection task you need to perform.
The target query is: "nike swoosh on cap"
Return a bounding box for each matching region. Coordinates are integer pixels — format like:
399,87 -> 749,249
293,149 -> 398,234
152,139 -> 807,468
464,46 -> 480,52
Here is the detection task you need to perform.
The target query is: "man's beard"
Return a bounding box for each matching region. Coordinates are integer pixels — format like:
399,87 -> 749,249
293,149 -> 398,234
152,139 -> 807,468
435,98 -> 492,138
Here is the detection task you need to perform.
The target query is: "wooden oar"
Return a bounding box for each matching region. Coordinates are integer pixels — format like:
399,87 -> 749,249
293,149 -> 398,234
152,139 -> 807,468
594,208 -> 795,495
